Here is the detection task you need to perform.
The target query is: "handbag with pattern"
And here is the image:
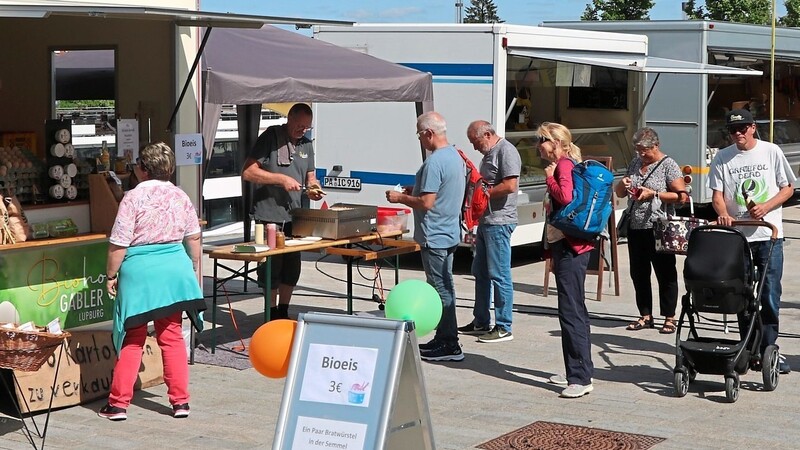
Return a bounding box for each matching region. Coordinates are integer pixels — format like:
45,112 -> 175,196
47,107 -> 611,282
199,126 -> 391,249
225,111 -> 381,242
653,191 -> 707,254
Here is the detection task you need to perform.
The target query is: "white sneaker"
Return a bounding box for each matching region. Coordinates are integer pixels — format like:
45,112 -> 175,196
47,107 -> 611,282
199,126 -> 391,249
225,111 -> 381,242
550,375 -> 593,386
560,383 -> 594,398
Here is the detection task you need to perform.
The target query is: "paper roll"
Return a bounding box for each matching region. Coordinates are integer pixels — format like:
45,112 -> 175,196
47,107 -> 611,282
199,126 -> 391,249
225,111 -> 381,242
49,184 -> 64,199
48,165 -> 64,180
254,223 -> 265,245
50,143 -> 65,157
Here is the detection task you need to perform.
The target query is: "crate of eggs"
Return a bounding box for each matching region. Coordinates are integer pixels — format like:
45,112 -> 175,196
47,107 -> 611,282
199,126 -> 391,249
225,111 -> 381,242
0,146 -> 45,203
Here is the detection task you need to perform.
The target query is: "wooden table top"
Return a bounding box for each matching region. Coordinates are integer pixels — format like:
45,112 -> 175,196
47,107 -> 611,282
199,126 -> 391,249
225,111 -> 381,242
204,230 -> 408,262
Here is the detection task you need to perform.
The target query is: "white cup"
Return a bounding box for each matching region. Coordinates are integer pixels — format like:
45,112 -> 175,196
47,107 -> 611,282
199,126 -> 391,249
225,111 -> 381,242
64,144 -> 75,158
48,165 -> 64,180
59,174 -> 72,188
49,184 -> 64,199
65,185 -> 78,200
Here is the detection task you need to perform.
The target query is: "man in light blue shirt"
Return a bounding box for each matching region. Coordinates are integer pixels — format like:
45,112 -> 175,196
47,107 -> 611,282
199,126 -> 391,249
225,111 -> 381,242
386,111 -> 466,361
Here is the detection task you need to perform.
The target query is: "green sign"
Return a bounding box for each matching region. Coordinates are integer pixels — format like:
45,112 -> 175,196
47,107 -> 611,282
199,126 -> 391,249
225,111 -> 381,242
0,241 -> 112,329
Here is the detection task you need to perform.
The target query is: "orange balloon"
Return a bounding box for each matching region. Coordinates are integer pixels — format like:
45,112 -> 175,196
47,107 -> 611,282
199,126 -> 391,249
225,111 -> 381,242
248,319 -> 297,378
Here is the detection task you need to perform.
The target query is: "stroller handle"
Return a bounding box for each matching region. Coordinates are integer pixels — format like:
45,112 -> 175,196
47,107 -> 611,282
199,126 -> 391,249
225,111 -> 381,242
729,220 -> 779,239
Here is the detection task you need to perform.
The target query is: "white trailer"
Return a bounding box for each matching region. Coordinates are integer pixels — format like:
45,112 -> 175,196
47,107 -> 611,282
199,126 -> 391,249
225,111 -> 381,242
544,20 -> 796,209
312,23 -> 757,245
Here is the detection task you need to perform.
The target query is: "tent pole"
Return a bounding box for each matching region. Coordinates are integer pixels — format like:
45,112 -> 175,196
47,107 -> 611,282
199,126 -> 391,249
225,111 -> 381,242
167,27 -> 213,132
239,104 -> 262,242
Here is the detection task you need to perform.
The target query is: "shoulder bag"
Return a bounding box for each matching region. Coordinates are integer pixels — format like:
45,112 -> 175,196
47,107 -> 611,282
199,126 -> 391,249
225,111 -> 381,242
616,156 -> 670,239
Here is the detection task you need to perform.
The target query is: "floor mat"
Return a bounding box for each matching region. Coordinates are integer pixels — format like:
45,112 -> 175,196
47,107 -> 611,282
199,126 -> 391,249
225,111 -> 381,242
477,421 -> 665,450
191,340 -> 252,370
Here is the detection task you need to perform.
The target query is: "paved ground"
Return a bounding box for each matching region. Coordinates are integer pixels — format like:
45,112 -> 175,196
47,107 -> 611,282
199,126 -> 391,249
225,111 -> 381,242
4,201 -> 800,449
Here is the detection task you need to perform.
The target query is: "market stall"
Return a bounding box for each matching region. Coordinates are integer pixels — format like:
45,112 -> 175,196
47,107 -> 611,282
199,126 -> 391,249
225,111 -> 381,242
0,2 -> 351,414
199,25 -> 434,240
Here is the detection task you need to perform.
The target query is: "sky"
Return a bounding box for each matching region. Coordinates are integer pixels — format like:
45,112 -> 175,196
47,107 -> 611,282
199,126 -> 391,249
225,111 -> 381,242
199,0 -> 690,26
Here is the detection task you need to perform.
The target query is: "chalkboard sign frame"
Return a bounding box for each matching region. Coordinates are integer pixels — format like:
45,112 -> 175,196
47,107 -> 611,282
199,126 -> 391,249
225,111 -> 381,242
273,313 -> 435,450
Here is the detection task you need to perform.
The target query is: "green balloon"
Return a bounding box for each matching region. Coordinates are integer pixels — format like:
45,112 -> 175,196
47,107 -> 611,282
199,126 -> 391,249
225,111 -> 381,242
385,279 -> 443,337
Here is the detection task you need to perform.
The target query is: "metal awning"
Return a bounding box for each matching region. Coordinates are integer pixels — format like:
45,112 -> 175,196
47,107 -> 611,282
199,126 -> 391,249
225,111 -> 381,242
508,48 -> 763,76
0,5 -> 353,28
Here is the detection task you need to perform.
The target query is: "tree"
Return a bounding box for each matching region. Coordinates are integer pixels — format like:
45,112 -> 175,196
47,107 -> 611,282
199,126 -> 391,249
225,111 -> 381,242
682,0 -> 771,25
781,0 -> 800,26
682,0 -> 705,19
464,0 -> 503,23
581,0 -> 654,21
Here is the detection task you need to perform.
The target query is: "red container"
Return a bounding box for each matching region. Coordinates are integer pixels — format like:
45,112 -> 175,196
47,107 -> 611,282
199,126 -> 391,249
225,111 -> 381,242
377,207 -> 411,233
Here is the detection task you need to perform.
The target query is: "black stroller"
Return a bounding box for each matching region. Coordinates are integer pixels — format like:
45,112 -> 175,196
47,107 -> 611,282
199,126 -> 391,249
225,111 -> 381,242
673,220 -> 780,402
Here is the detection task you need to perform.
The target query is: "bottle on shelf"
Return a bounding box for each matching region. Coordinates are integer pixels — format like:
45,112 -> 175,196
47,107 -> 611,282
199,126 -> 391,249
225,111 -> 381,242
99,140 -> 110,172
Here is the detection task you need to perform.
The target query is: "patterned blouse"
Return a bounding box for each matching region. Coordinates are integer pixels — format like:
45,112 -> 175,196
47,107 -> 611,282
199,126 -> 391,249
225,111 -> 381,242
109,180 -> 200,247
625,156 -> 682,230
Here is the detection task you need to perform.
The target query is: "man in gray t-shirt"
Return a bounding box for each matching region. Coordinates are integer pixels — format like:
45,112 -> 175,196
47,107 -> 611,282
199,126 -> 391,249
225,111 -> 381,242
458,120 -> 521,343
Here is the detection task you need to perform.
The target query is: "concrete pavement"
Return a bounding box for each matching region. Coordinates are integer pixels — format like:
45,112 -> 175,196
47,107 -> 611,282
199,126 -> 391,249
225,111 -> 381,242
3,203 -> 800,449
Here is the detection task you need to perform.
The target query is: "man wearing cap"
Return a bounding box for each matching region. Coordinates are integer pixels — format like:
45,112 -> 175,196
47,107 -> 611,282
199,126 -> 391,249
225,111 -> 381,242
709,108 -> 796,374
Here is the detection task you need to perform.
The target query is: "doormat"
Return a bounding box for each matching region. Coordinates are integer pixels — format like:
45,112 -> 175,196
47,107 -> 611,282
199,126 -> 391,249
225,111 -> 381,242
477,421 -> 665,450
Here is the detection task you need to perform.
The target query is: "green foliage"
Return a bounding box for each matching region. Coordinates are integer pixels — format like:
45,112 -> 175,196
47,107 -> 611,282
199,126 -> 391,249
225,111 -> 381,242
464,0 -> 504,23
56,100 -> 115,109
683,0 -> 771,25
682,0 -> 705,19
580,0 -> 654,21
781,0 -> 800,26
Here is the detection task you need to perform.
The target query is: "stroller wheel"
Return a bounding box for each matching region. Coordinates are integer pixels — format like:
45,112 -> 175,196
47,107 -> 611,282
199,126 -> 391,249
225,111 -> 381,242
762,344 -> 780,392
674,370 -> 689,397
725,374 -> 740,403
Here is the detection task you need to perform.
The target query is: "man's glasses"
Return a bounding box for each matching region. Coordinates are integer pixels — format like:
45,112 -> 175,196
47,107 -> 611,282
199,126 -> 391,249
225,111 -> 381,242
728,124 -> 751,135
416,129 -> 431,139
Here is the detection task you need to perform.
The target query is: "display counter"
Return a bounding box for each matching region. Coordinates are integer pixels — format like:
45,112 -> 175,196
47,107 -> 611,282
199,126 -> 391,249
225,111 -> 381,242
0,233 -> 112,330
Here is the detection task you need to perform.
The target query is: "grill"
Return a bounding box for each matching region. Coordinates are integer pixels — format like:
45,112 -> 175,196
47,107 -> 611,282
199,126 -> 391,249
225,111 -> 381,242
290,203 -> 377,239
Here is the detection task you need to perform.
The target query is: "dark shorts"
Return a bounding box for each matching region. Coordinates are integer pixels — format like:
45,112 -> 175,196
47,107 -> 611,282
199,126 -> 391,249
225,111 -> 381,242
256,222 -> 301,287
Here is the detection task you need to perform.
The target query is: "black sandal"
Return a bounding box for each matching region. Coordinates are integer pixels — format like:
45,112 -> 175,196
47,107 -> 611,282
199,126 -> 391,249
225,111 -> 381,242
659,318 -> 676,334
626,316 -> 654,331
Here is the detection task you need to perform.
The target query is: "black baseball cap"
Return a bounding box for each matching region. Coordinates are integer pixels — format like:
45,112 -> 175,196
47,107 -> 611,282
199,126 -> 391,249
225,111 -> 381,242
726,109 -> 755,126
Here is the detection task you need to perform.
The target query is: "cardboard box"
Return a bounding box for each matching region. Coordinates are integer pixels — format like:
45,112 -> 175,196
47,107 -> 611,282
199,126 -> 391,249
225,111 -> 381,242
10,331 -> 163,413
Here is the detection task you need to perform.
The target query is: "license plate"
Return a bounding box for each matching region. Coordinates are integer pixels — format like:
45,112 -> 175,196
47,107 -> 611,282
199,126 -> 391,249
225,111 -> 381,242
323,176 -> 362,191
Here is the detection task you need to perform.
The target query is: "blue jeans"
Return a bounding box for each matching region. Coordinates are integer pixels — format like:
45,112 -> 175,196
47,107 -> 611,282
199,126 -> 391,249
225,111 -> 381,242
471,223 -> 516,332
421,246 -> 459,347
749,239 -> 784,352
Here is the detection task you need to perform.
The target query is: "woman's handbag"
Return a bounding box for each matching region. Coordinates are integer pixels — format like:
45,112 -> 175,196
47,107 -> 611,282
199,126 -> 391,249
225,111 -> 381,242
653,191 -> 708,255
616,207 -> 631,238
617,156 -> 669,240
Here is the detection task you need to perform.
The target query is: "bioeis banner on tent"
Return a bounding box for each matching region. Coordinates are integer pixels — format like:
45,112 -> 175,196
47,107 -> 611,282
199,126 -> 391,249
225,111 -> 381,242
0,242 -> 112,329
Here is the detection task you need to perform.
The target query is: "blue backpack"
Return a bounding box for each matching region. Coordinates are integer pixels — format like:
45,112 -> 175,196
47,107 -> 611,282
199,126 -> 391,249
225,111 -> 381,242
549,159 -> 614,241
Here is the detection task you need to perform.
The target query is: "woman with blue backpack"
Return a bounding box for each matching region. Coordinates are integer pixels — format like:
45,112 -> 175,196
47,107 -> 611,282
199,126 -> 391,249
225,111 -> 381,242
539,122 -> 595,399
